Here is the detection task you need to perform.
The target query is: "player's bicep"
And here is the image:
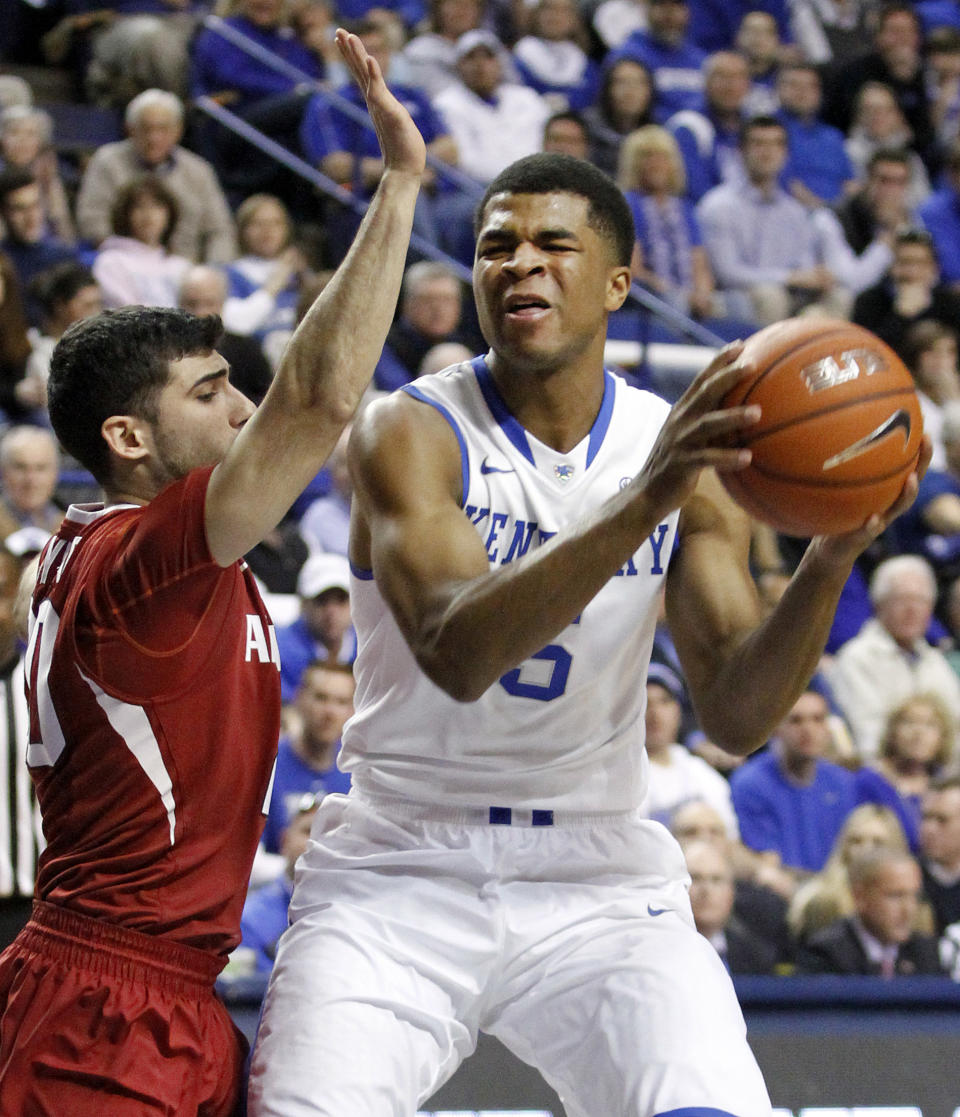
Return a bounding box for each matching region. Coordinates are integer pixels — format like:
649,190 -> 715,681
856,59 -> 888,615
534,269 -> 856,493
350,394 -> 491,654
666,469 -> 763,699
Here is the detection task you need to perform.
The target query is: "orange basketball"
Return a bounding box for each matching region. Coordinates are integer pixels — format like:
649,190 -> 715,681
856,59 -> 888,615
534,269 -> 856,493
719,318 -> 924,537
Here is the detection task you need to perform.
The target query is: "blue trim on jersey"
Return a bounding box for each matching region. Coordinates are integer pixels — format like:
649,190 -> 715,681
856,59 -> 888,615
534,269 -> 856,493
472,356 -> 536,465
350,562 -> 374,581
586,371 -> 616,467
654,1109 -> 742,1117
402,383 -> 470,506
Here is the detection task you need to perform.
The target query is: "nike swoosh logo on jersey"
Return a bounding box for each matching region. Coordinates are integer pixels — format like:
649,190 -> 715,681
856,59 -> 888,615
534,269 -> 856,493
647,903 -> 670,917
480,457 -> 516,475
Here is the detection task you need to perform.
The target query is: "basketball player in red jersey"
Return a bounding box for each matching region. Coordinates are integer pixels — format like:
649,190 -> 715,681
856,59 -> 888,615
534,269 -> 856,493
0,30 -> 425,1116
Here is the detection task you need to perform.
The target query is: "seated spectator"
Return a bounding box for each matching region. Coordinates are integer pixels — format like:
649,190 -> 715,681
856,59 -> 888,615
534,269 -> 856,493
239,793 -> 319,973
734,10 -> 781,116
402,0 -> 487,98
795,848 -> 945,975
0,168 -> 78,325
919,774 -> 960,933
261,660 -> 354,854
670,800 -> 794,960
582,57 -> 659,177
904,321 -> 960,468
0,426 -> 63,543
775,63 -> 855,207
76,89 -> 237,265
730,689 -> 859,875
925,26 -> 960,157
639,663 -> 739,835
845,82 -> 931,210
376,260 -> 479,391
610,0 -> 706,118
0,251 -> 31,421
618,125 -> 716,318
300,17 -> 462,260
830,555 -> 960,760
432,30 -> 552,186
666,50 -> 750,203
276,552 -> 355,703
684,840 -> 779,974
542,110 -> 590,159
834,149 -> 916,266
894,396 -> 960,563
787,804 -> 911,947
92,175 -> 191,309
0,106 -> 75,244
512,0 -> 600,111
592,0 -> 647,52
299,425 -> 351,556
178,265 -> 273,406
418,341 -> 472,375
823,2 -> 934,163
697,115 -> 842,326
918,138 -> 960,290
23,263 -> 102,418
853,228 -> 960,358
856,694 -> 956,852
787,0 -> 880,68
223,193 -> 309,366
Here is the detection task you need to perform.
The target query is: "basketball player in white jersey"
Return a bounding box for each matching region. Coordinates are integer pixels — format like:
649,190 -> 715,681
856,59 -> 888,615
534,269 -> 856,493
248,154 -> 927,1117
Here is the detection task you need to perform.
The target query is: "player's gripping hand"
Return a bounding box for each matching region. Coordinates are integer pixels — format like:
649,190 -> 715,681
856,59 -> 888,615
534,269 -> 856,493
334,28 -> 426,178
634,342 -> 760,521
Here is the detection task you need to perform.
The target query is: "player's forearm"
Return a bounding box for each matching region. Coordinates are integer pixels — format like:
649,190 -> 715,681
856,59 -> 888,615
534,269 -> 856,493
413,483 -> 670,702
277,169 -> 421,426
688,549 -> 853,754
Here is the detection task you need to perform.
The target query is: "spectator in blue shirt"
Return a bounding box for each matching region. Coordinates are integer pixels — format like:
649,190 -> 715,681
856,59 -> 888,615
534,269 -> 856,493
918,139 -> 960,290
611,0 -> 706,118
667,50 -> 749,202
734,10 -> 782,115
730,689 -> 860,876
776,62 -> 856,207
261,661 -> 355,854
512,0 -> 600,111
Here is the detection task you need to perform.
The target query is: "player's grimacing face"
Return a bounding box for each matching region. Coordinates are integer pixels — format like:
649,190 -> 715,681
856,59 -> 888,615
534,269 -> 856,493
149,350 -> 254,483
473,191 -> 629,371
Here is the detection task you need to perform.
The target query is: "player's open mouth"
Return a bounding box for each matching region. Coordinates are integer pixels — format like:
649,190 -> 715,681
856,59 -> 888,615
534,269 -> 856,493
503,295 -> 551,320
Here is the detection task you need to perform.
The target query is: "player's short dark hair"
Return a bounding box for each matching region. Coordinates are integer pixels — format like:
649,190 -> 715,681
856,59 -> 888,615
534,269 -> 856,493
48,307 -> 222,486
474,153 -> 634,267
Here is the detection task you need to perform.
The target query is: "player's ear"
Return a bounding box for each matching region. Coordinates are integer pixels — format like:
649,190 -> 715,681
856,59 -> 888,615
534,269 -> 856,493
101,415 -> 151,464
605,265 -> 632,313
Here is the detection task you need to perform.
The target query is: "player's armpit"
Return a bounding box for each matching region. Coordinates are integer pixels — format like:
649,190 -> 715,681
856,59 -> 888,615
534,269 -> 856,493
350,393 -> 497,697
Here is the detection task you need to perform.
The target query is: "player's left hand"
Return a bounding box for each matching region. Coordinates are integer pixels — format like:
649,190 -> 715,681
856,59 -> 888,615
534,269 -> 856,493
334,28 -> 426,178
807,434 -> 933,566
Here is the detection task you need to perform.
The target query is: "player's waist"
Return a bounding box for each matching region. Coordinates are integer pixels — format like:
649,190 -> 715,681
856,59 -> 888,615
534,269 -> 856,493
16,901 -> 225,992
354,788 -> 641,828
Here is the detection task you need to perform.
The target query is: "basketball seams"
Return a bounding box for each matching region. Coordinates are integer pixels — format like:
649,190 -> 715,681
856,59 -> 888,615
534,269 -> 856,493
737,387 -> 921,446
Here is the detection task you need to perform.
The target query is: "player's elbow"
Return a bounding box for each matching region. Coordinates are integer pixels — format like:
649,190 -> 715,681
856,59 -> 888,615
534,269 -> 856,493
415,651 -> 488,703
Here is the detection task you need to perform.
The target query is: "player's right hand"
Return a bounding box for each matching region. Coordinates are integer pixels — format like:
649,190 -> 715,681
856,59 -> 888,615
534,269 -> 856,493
334,29 -> 426,178
633,342 -> 760,519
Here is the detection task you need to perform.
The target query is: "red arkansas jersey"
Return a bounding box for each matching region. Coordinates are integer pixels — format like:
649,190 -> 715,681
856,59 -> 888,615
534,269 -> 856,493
24,465 -> 281,960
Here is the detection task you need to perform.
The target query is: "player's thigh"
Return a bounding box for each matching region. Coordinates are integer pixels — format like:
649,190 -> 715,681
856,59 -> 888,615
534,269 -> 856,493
492,902 -> 771,1117
0,946 -> 242,1116
247,909 -> 474,1117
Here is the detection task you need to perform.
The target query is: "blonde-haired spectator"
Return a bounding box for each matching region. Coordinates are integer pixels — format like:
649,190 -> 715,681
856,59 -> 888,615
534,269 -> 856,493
618,124 -> 716,319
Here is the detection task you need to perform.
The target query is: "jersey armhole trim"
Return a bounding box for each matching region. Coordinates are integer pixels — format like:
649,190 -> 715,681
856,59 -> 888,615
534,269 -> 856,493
350,561 -> 374,581
400,384 -> 470,508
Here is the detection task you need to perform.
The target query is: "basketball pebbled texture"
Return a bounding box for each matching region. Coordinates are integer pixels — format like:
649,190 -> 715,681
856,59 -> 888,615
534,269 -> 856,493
719,317 -> 924,537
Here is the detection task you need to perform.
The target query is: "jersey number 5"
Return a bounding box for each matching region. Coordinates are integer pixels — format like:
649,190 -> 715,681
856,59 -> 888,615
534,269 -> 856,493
499,643 -> 572,702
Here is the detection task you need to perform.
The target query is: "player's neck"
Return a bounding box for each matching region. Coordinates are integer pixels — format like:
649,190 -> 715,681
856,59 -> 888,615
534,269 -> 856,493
486,351 -> 607,454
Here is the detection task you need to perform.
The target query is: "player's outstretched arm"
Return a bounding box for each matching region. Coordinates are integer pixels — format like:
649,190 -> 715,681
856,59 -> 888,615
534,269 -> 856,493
351,345 -> 762,702
666,437 -> 932,756
204,29 -> 426,567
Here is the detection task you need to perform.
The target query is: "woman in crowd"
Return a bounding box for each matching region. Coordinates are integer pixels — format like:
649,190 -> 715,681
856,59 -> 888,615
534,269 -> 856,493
92,175 -> 190,309
618,124 -> 716,319
582,57 -> 658,177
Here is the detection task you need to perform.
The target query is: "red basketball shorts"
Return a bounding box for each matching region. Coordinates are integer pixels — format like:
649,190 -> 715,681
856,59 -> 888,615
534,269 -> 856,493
0,901 -> 246,1116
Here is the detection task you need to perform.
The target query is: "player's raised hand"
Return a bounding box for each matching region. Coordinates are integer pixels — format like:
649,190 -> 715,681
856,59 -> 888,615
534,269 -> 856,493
334,28 -> 426,178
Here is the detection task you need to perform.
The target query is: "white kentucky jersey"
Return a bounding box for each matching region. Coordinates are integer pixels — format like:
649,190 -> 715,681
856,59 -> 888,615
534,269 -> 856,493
341,356 -> 679,812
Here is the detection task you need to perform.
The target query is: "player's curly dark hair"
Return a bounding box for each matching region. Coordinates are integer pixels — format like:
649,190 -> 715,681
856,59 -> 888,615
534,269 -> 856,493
473,153 -> 635,267
48,307 -> 222,486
